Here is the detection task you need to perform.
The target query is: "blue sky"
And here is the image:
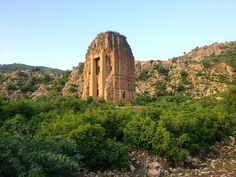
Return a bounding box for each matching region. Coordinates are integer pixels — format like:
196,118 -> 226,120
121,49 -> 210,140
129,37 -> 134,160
0,0 -> 236,70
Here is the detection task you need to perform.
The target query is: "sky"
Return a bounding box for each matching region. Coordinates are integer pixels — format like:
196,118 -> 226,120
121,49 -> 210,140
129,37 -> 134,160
0,0 -> 236,70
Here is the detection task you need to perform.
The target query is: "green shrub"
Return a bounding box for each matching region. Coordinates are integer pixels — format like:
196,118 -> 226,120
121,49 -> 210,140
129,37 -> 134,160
21,77 -> 37,92
34,96 -> 86,113
68,84 -> 78,93
155,81 -> 167,96
7,84 -> 17,91
42,74 -> 52,84
2,100 -> 37,120
218,74 -> 229,83
124,116 -> 190,163
196,71 -> 204,77
0,74 -> 8,84
152,121 -> 190,162
52,70 -> 71,92
180,71 -> 189,84
135,94 -> 153,105
137,70 -> 151,80
0,133 -> 81,177
86,96 -> 94,104
176,82 -> 185,92
153,64 -> 169,76
70,123 -> 129,169
98,139 -> 129,169
222,86 -> 236,114
99,109 -> 132,140
124,116 -> 155,149
202,59 -> 211,68
69,124 -> 105,168
37,112 -> 129,170
1,114 -> 31,137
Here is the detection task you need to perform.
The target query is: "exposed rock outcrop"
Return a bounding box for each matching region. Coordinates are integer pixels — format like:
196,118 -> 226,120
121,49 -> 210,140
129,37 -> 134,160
62,63 -> 84,97
135,41 -> 236,98
185,41 -> 236,62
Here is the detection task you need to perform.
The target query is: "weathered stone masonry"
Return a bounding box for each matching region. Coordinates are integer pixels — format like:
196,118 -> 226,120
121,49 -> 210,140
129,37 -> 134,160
82,32 -> 135,101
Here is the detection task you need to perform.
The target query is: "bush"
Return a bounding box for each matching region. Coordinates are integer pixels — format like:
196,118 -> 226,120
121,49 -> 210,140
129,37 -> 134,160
0,74 -> 8,84
124,116 -> 156,149
155,81 -> 167,96
137,70 -> 151,80
202,59 -> 211,68
138,107 -> 162,122
1,114 -> 31,137
99,109 -> 132,140
176,82 -> 185,92
222,86 -> 236,114
153,64 -> 169,76
69,124 -> 106,168
52,70 -> 71,92
7,84 -> 17,91
34,96 -> 86,113
99,139 -> 129,169
180,71 -> 188,84
0,133 -> 81,177
135,94 -> 153,105
68,84 -> 78,93
37,111 -> 129,170
21,77 -> 37,92
152,121 -> 190,162
71,122 -> 129,169
124,116 -> 190,163
160,109 -> 221,154
2,100 -> 37,120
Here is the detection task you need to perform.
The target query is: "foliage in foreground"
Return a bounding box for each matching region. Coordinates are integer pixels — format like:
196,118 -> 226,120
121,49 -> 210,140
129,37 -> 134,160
0,88 -> 236,176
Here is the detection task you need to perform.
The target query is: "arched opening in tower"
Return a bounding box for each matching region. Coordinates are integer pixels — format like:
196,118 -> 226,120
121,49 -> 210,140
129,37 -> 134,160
123,91 -> 125,99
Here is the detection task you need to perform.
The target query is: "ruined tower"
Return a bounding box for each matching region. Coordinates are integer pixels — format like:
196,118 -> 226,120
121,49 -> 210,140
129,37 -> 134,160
82,31 -> 135,101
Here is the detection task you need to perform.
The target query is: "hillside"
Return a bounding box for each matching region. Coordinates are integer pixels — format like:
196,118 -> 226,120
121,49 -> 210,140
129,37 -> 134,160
0,69 -> 70,100
63,41 -> 236,99
0,63 -> 63,73
135,41 -> 236,98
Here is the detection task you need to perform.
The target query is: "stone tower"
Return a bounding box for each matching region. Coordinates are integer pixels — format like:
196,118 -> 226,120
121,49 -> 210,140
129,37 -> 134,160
82,31 -> 135,101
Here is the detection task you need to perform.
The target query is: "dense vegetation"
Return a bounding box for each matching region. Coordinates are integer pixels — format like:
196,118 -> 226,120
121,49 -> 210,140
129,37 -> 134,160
0,86 -> 236,176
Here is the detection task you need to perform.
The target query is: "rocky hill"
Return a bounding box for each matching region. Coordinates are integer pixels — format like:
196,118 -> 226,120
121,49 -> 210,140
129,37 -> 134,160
0,68 -> 70,100
63,41 -> 236,99
62,63 -> 84,97
1,41 -> 236,100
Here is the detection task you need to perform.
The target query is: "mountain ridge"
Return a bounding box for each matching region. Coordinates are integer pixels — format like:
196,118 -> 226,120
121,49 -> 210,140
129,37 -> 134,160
0,63 -> 64,73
